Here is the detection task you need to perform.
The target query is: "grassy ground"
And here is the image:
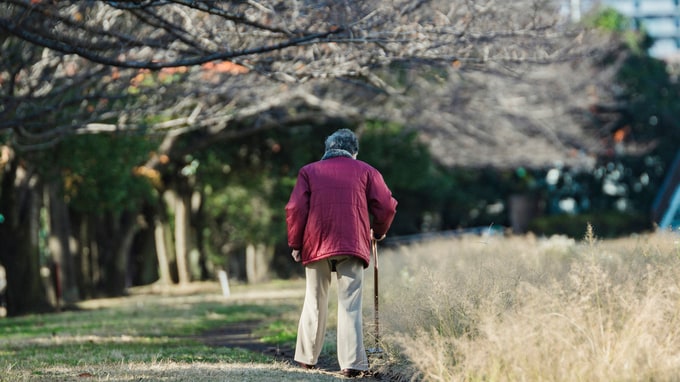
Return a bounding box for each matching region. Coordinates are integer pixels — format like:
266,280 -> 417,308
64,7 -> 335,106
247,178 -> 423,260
0,279 -> 361,381
3,228 -> 679,381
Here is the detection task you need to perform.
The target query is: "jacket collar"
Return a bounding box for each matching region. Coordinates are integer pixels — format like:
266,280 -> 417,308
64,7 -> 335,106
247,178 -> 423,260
321,149 -> 354,160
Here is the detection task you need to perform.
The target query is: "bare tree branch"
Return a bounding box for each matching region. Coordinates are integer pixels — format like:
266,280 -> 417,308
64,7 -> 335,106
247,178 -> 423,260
0,0 -> 623,167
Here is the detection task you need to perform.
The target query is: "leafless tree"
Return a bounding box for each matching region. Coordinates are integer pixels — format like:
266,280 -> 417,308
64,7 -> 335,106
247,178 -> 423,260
1,0 -> 617,162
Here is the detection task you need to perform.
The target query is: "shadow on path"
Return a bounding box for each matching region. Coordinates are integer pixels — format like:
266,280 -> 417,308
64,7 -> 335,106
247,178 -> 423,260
196,321 -> 387,380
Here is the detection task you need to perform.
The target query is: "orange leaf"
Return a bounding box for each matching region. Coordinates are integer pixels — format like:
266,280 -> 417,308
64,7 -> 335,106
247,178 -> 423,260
210,61 -> 249,74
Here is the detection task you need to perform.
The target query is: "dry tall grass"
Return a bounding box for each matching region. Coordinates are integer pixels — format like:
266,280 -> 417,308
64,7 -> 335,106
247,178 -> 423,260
371,228 -> 680,381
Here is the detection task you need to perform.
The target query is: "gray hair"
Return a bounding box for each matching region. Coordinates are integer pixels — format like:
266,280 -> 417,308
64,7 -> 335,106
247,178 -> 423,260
324,128 -> 359,155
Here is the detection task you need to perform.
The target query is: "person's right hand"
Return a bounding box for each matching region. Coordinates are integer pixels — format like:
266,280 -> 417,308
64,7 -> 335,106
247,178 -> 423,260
291,249 -> 301,262
371,229 -> 386,242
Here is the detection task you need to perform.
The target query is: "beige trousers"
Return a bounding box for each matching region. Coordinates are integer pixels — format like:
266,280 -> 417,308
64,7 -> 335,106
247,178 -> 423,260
294,255 -> 369,371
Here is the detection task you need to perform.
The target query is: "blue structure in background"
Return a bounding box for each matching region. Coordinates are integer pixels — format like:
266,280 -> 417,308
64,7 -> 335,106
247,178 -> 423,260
653,151 -> 680,230
567,0 -> 680,60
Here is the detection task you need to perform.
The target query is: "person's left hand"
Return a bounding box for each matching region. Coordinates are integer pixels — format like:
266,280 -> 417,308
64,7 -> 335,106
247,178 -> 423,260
291,249 -> 301,262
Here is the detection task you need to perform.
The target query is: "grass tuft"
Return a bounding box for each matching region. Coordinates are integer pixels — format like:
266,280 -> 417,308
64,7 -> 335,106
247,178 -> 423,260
369,229 -> 680,381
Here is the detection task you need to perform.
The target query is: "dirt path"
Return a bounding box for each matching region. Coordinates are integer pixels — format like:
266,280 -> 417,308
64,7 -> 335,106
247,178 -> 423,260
125,282 -> 391,379
197,320 -> 294,361
196,320 -> 388,380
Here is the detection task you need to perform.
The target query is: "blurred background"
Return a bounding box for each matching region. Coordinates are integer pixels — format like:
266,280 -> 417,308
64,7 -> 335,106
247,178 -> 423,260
0,0 -> 678,317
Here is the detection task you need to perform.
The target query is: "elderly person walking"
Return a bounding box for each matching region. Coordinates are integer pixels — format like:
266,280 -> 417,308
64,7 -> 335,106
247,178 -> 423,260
285,128 -> 398,377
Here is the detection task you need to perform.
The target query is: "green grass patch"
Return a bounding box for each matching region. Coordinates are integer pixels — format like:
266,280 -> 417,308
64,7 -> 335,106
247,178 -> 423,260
0,302 -> 291,339
0,285 -> 301,376
257,320 -> 297,346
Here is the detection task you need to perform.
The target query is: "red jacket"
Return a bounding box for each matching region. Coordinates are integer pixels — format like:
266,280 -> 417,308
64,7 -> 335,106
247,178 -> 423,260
286,157 -> 398,267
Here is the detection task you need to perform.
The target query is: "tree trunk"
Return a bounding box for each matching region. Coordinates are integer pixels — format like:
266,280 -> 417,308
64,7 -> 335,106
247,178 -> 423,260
97,211 -> 140,296
189,190 -> 209,280
71,212 -> 93,299
509,193 -> 539,234
245,243 -> 273,284
118,214 -> 140,291
172,191 -> 191,285
153,212 -> 172,285
0,160 -> 51,316
195,195 -> 212,281
45,180 -> 79,305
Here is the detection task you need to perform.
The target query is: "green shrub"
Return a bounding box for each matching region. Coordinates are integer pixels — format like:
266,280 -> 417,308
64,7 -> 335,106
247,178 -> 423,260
528,211 -> 652,238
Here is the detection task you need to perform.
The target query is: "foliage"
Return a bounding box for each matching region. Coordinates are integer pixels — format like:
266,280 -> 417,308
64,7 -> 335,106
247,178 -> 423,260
586,6 -> 652,54
361,122 -> 435,190
41,134 -> 156,214
585,6 -> 674,159
194,124 -> 343,268
529,211 -> 651,238
360,121 -> 454,234
513,6 -> 680,232
589,7 -> 631,31
612,55 -> 680,164
438,167 -> 512,229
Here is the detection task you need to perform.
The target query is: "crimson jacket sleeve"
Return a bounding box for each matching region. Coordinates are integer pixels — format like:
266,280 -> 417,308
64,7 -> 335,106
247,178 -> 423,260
367,169 -> 398,237
285,169 -> 310,250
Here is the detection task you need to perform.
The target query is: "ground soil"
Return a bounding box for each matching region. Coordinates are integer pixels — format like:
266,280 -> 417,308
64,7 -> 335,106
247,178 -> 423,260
125,282 -> 389,380
197,320 -> 296,362
196,321 -> 387,380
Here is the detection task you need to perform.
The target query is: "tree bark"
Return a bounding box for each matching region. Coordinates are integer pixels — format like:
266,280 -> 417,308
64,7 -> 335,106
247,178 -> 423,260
171,191 -> 191,285
97,211 -> 140,296
509,193 -> 539,234
45,180 -> 79,305
245,243 -> 273,284
192,190 -> 211,280
0,160 -> 51,316
118,214 -> 140,291
71,211 -> 93,299
153,211 -> 172,285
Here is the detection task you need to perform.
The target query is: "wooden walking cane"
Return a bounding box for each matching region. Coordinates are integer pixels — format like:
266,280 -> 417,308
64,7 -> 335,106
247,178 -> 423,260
372,236 -> 381,352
